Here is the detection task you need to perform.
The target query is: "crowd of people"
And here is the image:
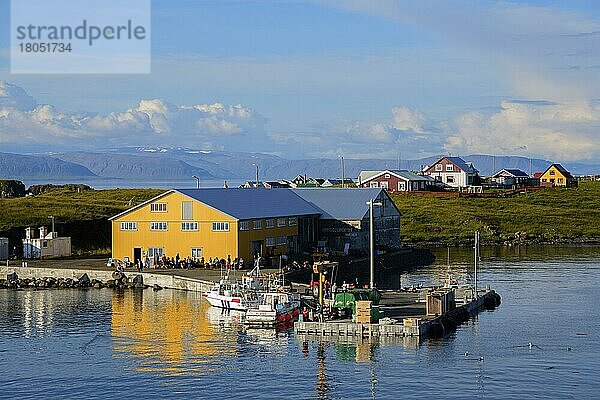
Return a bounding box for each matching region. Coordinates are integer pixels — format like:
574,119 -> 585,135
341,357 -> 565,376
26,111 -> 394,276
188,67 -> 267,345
128,254 -> 246,272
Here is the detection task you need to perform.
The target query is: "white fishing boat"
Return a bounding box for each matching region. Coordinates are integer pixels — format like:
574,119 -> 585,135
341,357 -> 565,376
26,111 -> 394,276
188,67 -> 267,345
245,292 -> 301,327
202,279 -> 255,311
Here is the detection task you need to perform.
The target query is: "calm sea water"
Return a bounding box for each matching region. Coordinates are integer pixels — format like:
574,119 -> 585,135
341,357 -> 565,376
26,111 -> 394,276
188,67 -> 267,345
22,179 -> 246,190
1,246 -> 599,399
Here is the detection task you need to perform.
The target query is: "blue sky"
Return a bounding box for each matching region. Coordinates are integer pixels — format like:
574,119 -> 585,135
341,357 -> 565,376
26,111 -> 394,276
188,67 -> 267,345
1,0 -> 600,161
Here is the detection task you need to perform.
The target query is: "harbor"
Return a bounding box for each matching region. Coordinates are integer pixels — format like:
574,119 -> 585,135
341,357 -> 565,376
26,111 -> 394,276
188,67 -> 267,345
295,289 -> 501,339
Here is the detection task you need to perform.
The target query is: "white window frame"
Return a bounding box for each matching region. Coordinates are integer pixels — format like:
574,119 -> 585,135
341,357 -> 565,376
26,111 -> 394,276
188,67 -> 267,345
150,203 -> 168,212
446,164 -> 454,172
212,222 -> 230,232
277,218 -> 286,227
239,221 -> 250,231
384,173 -> 390,178
370,182 -> 378,188
446,176 -> 455,183
265,219 -> 275,228
435,164 -> 443,171
288,217 -> 297,226
265,237 -> 275,247
181,222 -> 199,231
191,248 -> 202,259
253,220 -> 262,230
120,222 -> 138,231
148,247 -> 164,258
150,222 -> 168,231
398,181 -> 406,191
380,181 -> 389,189
277,236 -> 286,246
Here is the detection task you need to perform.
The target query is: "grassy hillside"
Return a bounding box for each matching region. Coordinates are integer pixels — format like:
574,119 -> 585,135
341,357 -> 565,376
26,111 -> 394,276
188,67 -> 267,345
391,181 -> 600,245
1,183 -> 598,254
0,188 -> 163,255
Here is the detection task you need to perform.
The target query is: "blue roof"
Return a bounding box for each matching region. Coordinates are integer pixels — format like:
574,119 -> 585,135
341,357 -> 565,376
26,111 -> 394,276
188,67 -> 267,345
504,169 -> 529,177
446,157 -> 478,173
291,188 -> 384,220
177,188 -> 322,220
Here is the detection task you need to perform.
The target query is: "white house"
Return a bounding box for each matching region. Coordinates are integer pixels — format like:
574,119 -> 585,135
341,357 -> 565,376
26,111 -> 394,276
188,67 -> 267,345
422,156 -> 479,188
491,169 -> 530,186
22,226 -> 71,259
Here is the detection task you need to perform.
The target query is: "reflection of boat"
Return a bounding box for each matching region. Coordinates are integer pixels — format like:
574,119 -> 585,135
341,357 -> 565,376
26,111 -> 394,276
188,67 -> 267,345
245,292 -> 301,327
204,304 -> 246,326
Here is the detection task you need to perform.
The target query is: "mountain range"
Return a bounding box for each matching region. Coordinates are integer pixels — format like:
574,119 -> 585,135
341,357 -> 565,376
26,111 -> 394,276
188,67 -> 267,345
1,147 -> 599,181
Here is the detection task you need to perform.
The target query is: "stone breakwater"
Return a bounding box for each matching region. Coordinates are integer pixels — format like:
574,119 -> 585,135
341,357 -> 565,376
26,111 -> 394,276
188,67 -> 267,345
0,271 -> 164,291
0,266 -> 213,292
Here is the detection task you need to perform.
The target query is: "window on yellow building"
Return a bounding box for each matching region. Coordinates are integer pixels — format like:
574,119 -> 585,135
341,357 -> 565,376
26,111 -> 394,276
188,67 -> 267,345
239,221 -> 250,231
265,237 -> 275,247
191,248 -> 202,259
120,222 -> 138,231
288,217 -> 297,226
148,247 -> 164,257
558,178 -> 563,184
265,219 -> 274,228
182,202 -> 193,220
550,170 -> 555,175
150,222 -> 168,231
150,203 -> 167,212
277,236 -> 286,245
253,220 -> 262,229
277,218 -> 286,227
212,222 -> 229,231
181,222 -> 198,231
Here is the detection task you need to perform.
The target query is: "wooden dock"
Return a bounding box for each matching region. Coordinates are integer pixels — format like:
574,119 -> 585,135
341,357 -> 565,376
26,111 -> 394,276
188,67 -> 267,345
294,289 -> 500,339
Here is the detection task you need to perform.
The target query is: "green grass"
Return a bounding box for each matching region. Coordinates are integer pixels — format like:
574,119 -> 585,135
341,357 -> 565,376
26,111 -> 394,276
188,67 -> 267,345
390,181 -> 600,245
0,188 -> 163,232
0,188 -> 163,256
2,183 -> 599,250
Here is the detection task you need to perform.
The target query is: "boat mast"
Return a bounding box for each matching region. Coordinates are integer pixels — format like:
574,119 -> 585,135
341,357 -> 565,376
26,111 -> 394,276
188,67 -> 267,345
474,231 -> 479,297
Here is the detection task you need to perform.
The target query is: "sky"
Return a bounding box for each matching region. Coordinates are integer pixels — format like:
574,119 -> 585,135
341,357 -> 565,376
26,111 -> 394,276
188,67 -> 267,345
1,0 -> 600,162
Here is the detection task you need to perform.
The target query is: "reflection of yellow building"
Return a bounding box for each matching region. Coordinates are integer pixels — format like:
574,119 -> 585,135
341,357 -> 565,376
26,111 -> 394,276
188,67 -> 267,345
111,290 -> 237,374
110,188 -> 320,264
539,164 -> 577,187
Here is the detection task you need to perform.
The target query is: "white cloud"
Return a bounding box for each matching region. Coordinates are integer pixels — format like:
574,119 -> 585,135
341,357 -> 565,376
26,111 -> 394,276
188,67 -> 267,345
446,100 -> 600,161
270,106 -> 443,158
0,81 -> 266,148
0,81 -> 36,111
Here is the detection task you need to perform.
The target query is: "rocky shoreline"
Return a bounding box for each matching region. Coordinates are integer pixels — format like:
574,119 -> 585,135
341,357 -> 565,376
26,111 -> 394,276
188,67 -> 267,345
0,271 -> 164,291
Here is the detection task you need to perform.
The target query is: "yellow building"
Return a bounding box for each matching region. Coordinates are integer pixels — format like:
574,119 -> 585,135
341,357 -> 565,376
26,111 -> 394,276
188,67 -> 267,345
539,164 -> 577,188
110,188 -> 320,265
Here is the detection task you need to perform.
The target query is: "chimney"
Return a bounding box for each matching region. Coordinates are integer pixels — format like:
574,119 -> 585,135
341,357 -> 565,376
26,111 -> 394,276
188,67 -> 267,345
25,227 -> 34,240
39,226 -> 48,239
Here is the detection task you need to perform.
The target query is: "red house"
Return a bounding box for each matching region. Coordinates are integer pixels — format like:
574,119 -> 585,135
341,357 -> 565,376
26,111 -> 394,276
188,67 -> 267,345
358,170 -> 435,192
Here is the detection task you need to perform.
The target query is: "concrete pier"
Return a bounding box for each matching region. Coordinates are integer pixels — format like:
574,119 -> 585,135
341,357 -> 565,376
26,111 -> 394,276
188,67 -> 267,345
294,289 -> 500,339
0,265 -> 213,292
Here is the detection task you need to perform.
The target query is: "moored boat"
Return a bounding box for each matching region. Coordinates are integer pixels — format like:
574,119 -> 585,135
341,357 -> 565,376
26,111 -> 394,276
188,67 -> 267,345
245,292 -> 301,327
202,279 -> 255,311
